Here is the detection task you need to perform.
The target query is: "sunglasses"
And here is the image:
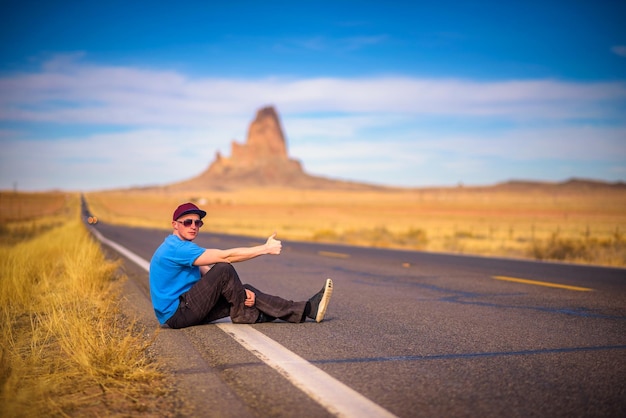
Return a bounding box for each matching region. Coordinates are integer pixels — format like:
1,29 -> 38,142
177,219 -> 204,228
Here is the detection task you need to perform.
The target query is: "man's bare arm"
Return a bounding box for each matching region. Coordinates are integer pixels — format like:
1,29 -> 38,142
193,233 -> 282,266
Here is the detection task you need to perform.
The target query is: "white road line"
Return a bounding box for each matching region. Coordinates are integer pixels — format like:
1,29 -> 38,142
91,228 -> 397,418
91,228 -> 151,272
218,323 -> 397,418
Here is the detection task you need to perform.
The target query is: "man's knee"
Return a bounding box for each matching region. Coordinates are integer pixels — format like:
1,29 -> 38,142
212,262 -> 236,276
244,283 -> 258,291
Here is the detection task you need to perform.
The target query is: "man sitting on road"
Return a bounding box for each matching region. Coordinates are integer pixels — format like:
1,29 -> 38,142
149,202 -> 333,329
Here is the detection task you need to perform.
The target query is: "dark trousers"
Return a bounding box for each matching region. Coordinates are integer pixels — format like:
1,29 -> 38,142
166,262 -> 306,329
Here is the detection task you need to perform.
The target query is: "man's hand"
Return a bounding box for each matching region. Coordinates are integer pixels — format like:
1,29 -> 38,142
265,233 -> 282,255
244,289 -> 256,307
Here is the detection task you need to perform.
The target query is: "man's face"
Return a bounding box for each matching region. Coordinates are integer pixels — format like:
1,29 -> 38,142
173,214 -> 203,241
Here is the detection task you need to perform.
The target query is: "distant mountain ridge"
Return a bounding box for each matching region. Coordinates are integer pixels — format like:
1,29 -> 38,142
490,178 -> 626,192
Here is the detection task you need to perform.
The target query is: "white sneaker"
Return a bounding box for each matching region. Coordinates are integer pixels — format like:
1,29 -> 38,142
308,278 -> 333,323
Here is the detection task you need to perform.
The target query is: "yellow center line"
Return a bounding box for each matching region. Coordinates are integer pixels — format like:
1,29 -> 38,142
492,275 -> 593,292
318,251 -> 350,259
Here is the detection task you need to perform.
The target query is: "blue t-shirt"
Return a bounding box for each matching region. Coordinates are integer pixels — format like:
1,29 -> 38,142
149,234 -> 206,324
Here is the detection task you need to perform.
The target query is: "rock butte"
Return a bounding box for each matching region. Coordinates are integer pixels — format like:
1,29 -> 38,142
168,106 -> 382,191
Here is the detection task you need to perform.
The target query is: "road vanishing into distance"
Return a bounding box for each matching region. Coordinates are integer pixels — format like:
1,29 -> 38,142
90,221 -> 625,417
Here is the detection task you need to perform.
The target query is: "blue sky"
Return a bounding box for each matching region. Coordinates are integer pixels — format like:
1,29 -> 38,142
1,0 -> 625,191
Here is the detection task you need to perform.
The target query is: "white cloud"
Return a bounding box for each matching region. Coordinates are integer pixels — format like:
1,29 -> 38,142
3,123 -> 624,190
1,55 -> 625,128
0,129 -> 226,190
0,55 -> 625,190
289,124 -> 626,186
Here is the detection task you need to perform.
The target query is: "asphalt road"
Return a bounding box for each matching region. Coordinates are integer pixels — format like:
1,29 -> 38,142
91,221 -> 626,418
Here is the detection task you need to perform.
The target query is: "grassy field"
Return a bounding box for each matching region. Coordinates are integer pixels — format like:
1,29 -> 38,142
86,185 -> 626,267
0,192 -> 167,417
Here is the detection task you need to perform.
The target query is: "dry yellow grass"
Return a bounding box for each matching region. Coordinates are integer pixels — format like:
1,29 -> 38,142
0,193 -> 167,417
86,186 -> 626,267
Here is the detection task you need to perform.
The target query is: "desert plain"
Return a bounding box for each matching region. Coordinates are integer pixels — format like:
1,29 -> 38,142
2,180 -> 624,267
69,180 -> 626,267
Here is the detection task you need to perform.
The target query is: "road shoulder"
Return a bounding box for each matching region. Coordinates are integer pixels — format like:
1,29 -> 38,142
116,257 -> 256,417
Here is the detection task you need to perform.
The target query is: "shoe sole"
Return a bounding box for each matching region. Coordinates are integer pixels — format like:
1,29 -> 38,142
315,278 -> 333,323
